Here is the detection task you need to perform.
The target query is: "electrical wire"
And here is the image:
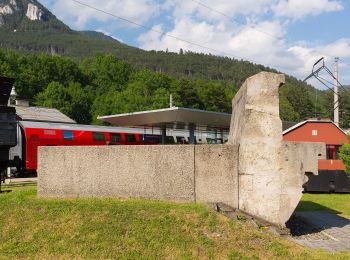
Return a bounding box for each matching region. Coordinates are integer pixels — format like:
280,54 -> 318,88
190,0 -> 280,40
321,65 -> 350,97
190,0 -> 343,62
190,0 -> 282,40
314,75 -> 340,111
70,0 -> 301,74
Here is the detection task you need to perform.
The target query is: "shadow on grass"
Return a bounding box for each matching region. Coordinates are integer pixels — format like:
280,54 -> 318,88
287,201 -> 349,236
296,200 -> 342,214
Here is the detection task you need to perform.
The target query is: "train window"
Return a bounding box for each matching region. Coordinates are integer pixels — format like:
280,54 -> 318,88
63,131 -> 74,140
143,134 -> 161,143
110,133 -> 122,143
44,129 -> 56,135
92,132 -> 106,141
125,134 -> 136,142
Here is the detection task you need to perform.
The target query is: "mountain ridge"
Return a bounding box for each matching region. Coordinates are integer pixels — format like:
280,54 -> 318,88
1,0 -> 348,127
0,0 -> 275,85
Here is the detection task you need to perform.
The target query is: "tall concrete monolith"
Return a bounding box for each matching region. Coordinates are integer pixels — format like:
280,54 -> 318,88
228,72 -> 325,225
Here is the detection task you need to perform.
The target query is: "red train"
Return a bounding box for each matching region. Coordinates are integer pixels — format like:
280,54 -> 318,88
9,121 -> 160,175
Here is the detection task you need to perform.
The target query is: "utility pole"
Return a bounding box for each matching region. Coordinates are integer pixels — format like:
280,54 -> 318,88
334,57 -> 339,126
169,94 -> 173,108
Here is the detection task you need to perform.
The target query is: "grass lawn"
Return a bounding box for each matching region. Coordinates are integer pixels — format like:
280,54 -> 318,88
0,184 -> 349,259
297,193 -> 350,218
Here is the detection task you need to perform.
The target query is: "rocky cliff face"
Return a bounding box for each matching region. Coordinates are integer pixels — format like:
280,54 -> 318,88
0,0 -> 72,55
25,2 -> 42,21
26,3 -> 43,21
0,0 -> 63,29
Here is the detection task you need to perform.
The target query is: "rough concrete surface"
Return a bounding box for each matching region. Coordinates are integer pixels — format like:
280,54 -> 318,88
228,72 -> 325,225
39,145 -> 196,201
38,71 -> 325,226
195,145 -> 238,208
38,145 -> 239,205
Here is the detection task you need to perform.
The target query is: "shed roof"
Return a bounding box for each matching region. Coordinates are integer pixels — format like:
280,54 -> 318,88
14,106 -> 76,124
98,107 -> 231,131
282,119 -> 346,135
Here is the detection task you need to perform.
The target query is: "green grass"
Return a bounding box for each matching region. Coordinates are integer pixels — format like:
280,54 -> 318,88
297,194 -> 350,218
0,184 -> 349,259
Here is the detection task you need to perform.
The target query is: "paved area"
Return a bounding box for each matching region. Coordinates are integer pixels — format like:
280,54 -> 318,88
291,211 -> 350,252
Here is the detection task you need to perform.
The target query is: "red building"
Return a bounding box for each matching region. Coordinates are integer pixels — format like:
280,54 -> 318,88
283,119 -> 348,171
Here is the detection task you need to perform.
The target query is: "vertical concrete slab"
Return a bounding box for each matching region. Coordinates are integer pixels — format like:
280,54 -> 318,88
228,72 -> 325,225
194,145 -> 239,208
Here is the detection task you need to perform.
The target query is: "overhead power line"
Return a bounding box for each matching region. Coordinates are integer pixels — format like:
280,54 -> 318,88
190,0 -> 279,40
70,0 -> 242,58
70,0 -> 300,73
190,0 -> 341,61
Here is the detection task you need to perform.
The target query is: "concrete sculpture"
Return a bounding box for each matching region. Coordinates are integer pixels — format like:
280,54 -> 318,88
38,72 -> 325,226
228,72 -> 325,224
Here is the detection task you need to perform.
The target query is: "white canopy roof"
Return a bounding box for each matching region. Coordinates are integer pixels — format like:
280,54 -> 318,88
98,107 -> 231,131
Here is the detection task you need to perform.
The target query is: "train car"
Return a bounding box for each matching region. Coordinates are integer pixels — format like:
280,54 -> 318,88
283,119 -> 350,193
11,121 -> 152,175
9,120 -> 228,176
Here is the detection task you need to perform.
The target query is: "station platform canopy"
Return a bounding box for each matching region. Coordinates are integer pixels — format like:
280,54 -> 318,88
98,107 -> 231,144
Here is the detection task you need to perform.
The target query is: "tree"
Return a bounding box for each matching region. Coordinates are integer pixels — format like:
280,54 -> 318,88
35,81 -> 72,116
198,80 -> 233,113
67,82 -> 92,124
280,83 -> 313,120
35,81 -> 92,124
339,137 -> 350,176
80,54 -> 133,94
173,78 -> 203,109
279,96 -> 300,122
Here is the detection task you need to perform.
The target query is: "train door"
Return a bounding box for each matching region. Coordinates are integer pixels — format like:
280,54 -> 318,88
109,133 -> 122,145
125,133 -> 138,145
28,134 -> 40,170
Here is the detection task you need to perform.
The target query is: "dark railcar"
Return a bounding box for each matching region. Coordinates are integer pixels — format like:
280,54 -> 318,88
0,77 -> 17,188
304,170 -> 350,193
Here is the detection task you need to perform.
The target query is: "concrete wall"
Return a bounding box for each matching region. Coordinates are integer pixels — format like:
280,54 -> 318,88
195,145 -> 238,207
38,145 -> 239,208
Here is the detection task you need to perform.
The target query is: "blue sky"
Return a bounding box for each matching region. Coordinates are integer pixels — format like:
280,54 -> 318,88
40,0 -> 350,87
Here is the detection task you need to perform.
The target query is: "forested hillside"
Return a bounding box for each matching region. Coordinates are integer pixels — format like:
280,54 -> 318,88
1,0 -> 349,128
1,50 -> 348,127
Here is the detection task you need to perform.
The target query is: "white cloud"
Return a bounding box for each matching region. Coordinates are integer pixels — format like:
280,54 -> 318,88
138,18 -> 235,56
138,0 -> 349,84
273,0 -> 343,20
96,29 -> 123,42
48,0 -> 160,29
138,16 -> 350,82
315,39 -> 350,58
40,0 -> 349,85
163,0 -> 274,22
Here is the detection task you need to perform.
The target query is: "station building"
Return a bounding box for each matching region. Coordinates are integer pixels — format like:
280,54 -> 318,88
283,118 -> 350,192
283,118 -> 348,171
